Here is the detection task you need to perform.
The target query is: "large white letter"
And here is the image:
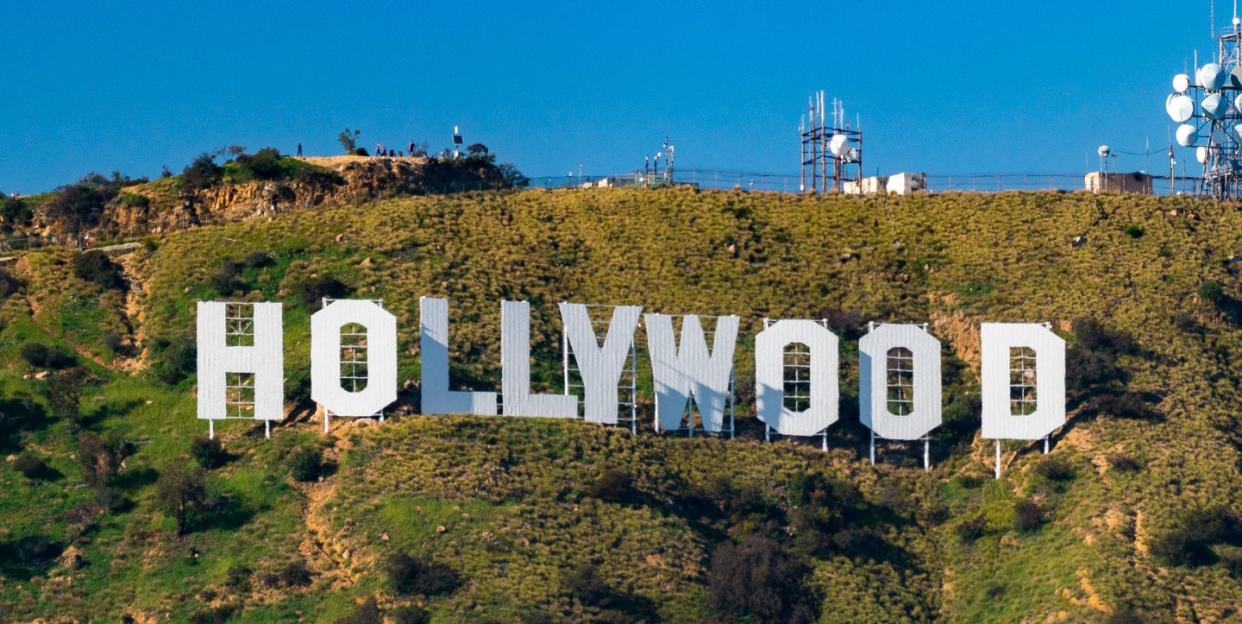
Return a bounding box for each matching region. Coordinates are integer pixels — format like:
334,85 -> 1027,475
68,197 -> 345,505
501,300 -> 575,418
645,314 -> 738,433
310,299 -> 398,417
196,301 -> 284,421
560,303 -> 643,424
981,323 -> 1065,440
859,323 -> 942,440
419,297 -> 497,415
754,319 -> 839,436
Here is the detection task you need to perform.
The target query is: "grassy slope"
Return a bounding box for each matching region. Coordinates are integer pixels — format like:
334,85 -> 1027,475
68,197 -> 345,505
0,188 -> 1239,622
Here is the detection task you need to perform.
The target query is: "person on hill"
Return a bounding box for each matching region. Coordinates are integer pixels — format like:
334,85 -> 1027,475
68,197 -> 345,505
296,142 -> 302,157
408,141 -> 415,154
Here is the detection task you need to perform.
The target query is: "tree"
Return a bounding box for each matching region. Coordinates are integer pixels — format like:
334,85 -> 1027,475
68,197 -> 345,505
338,129 -> 362,154
466,142 -> 489,156
154,462 -> 206,535
45,174 -> 119,236
181,154 -> 222,194
708,534 -> 818,623
499,162 -> 530,188
47,367 -> 86,428
77,432 -> 122,489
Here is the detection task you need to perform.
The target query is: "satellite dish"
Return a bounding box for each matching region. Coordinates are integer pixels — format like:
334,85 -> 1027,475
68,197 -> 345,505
1204,93 -> 1229,119
1196,146 -> 1210,164
828,134 -> 849,158
1233,93 -> 1242,113
1232,123 -> 1242,141
1199,63 -> 1228,90
1231,67 -> 1242,89
1097,145 -> 1111,158
1173,73 -> 1192,93
1167,94 -> 1196,122
1176,123 -> 1198,147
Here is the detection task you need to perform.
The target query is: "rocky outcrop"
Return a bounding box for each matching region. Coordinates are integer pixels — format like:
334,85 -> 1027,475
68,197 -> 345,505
98,156 -> 431,236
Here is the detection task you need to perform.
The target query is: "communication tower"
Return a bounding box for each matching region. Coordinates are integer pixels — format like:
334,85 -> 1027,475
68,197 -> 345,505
800,90 -> 862,193
1166,3 -> 1242,199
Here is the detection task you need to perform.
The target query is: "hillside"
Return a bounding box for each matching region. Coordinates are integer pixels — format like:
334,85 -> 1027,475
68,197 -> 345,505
1,188 -> 1241,623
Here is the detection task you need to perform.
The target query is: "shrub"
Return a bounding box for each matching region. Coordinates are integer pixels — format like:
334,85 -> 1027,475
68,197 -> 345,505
334,597 -> 380,624
189,605 -> 237,624
1092,392 -> 1162,421
242,251 -> 274,268
190,436 -> 229,469
275,560 -> 313,587
587,468 -> 634,504
210,260 -> 243,295
102,332 -> 126,355
385,552 -> 460,596
338,129 -> 361,154
233,148 -> 284,180
708,534 -> 817,623
21,342 -> 75,370
0,194 -> 32,230
73,251 -> 126,290
13,453 -> 57,480
1032,456 -> 1075,482
182,154 -> 222,194
77,432 -> 122,489
1124,224 -> 1144,238
389,605 -> 430,624
287,445 -> 323,482
1013,499 -> 1044,533
955,514 -> 987,543
226,564 -> 252,591
1199,280 -> 1225,303
1107,453 -> 1143,472
47,367 -> 86,427
154,461 -> 207,535
293,276 -> 352,307
152,338 -> 196,385
46,174 -> 120,234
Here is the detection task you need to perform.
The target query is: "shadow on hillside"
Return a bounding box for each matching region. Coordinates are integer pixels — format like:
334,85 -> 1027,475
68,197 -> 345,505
0,535 -> 64,580
0,398 -> 49,453
190,494 -> 258,534
112,465 -> 159,491
78,399 -> 143,430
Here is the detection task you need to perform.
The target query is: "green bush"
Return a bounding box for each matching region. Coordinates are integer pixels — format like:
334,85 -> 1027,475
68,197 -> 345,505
1032,456 -> 1075,482
708,534 -> 817,623
1150,507 -> 1242,567
384,552 -> 460,597
0,268 -> 21,298
955,515 -> 987,543
586,468 -> 634,503
333,597 -> 380,624
1013,499 -> 1044,533
1199,280 -> 1225,303
73,251 -> 126,291
225,564 -> 251,591
210,260 -> 244,295
1124,224 -> 1144,238
388,605 -> 430,624
154,462 -> 206,535
287,445 -> 323,482
182,155 -> 222,194
292,276 -> 352,307
275,560 -> 312,587
77,432 -> 122,489
151,338 -> 196,385
190,436 -> 228,469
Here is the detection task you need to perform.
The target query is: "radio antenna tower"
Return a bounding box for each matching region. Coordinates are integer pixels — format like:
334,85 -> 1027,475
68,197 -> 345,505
800,90 -> 862,193
1166,1 -> 1242,199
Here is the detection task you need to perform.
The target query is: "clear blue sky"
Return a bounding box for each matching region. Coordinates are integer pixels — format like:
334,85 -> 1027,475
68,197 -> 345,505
0,1 -> 1224,192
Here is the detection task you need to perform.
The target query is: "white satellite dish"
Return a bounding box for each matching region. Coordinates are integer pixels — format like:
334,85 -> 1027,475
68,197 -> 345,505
1231,67 -> 1242,89
1176,123 -> 1198,147
1097,145 -> 1111,158
1173,73 -> 1192,93
1233,123 -> 1242,141
1233,93 -> 1242,113
1167,94 -> 1196,122
1204,93 -> 1229,119
1199,63 -> 1228,90
1196,146 -> 1210,164
828,134 -> 849,158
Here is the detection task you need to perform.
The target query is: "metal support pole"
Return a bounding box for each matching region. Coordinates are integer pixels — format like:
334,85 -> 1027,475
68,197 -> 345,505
562,330 -> 570,397
728,374 -> 736,440
1043,436 -> 1049,454
924,437 -> 930,471
209,419 -> 214,440
379,412 -> 385,423
323,411 -> 330,434
995,440 -> 1002,479
822,430 -> 828,452
264,420 -> 270,439
630,339 -> 637,435
764,425 -> 770,442
869,430 -> 875,466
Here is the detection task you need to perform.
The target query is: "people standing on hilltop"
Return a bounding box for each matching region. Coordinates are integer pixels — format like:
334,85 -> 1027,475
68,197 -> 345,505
297,142 -> 302,157
408,141 -> 415,155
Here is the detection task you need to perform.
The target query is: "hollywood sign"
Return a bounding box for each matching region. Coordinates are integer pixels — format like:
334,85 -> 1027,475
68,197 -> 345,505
197,298 -> 1065,475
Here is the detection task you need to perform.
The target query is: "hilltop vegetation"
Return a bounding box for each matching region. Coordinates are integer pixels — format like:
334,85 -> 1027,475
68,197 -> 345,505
0,188 -> 1241,622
